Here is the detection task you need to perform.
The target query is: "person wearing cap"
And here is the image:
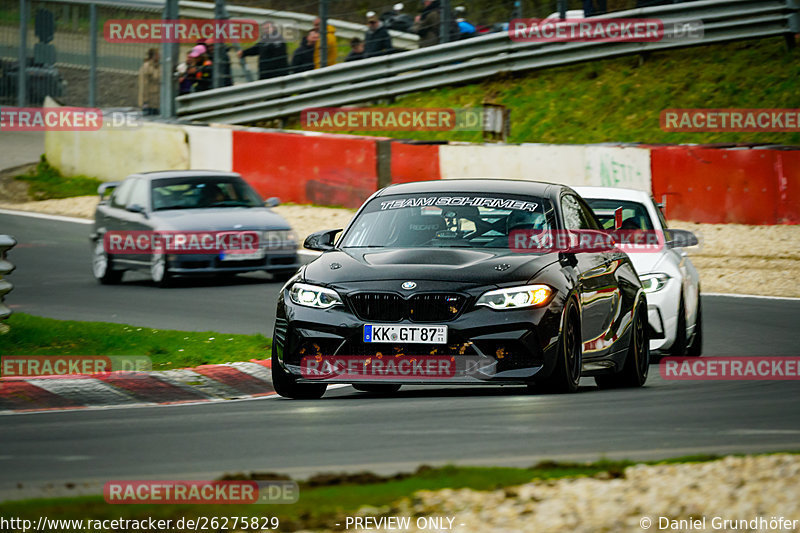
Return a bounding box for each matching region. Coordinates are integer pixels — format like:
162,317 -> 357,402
345,37 -> 366,62
385,3 -> 414,32
364,11 -> 393,58
454,6 -> 476,39
311,17 -> 338,68
176,46 -> 206,95
237,21 -> 289,80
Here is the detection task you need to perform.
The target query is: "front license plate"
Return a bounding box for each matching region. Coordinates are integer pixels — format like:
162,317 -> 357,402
363,325 -> 448,344
220,249 -> 265,261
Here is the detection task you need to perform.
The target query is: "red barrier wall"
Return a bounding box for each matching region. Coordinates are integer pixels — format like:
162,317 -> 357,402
390,142 -> 441,184
232,130 -> 378,208
651,146 -> 800,224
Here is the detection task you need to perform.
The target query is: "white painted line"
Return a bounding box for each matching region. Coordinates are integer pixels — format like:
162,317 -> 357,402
704,292 -> 800,302
0,208 -> 93,225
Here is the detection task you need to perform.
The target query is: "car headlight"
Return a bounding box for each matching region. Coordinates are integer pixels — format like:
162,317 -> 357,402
640,273 -> 670,293
476,284 -> 554,310
289,282 -> 342,309
262,230 -> 298,249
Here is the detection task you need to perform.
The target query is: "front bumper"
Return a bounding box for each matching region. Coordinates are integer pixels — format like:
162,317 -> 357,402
645,277 -> 680,352
274,290 -> 566,385
167,251 -> 300,275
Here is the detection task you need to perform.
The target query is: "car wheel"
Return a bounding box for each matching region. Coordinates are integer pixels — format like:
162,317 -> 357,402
686,297 -> 703,357
271,351 -> 327,400
596,299 -> 649,389
92,241 -> 123,284
150,253 -> 172,288
668,296 -> 687,356
352,384 -> 402,394
536,300 -> 581,394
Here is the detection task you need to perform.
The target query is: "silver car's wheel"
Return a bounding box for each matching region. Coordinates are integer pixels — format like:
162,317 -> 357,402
93,241 -> 123,284
150,253 -> 171,287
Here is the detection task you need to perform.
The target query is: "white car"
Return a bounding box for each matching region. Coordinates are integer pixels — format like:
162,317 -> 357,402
574,187 -> 702,356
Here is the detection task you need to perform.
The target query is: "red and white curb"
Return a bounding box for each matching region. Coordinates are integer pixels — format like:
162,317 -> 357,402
0,360 -> 274,414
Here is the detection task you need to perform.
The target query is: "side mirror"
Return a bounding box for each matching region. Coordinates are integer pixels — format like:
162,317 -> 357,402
126,204 -> 148,217
97,181 -> 119,204
264,197 -> 280,208
665,229 -> 698,248
304,229 -> 342,252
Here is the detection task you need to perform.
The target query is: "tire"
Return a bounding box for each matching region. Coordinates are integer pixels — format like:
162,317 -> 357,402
92,240 -> 123,284
595,299 -> 649,389
150,253 -> 173,288
686,297 -> 703,357
352,384 -> 402,394
668,296 -> 687,356
536,300 -> 581,394
271,351 -> 327,400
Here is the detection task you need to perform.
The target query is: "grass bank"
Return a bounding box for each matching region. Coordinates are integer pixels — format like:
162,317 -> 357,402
15,157 -> 103,201
0,313 -> 270,370
288,37 -> 800,145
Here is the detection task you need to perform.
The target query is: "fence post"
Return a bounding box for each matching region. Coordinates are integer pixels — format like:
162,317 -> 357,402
17,0 -> 28,106
0,235 -> 17,328
160,0 -> 179,118
89,3 -> 97,107
319,0 -> 329,68
440,0 -> 451,44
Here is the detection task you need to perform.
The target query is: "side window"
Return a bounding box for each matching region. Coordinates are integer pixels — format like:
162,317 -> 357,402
561,194 -> 593,230
110,179 -> 134,209
575,196 -> 602,230
127,179 -> 149,209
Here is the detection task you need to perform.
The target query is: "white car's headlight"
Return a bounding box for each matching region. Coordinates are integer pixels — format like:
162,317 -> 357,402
289,282 -> 342,309
640,273 -> 670,293
476,284 -> 554,310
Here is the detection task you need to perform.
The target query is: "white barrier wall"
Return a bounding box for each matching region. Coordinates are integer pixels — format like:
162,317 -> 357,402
185,125 -> 233,171
45,122 -> 190,181
439,143 -> 652,192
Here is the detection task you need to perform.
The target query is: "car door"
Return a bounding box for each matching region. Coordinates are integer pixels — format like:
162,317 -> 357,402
123,178 -> 154,263
560,192 -> 620,357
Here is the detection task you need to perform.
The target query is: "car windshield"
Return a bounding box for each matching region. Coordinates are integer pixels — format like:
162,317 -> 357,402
339,193 -> 555,250
151,177 -> 264,211
583,199 -> 654,230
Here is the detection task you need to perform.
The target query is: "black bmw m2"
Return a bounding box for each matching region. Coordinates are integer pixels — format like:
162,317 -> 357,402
272,179 -> 649,399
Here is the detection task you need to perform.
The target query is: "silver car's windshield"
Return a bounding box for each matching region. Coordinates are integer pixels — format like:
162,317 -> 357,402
339,193 -> 555,249
151,177 -> 263,211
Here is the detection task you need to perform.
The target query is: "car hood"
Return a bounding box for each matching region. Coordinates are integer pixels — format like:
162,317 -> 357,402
151,208 -> 290,231
304,247 -> 559,287
626,250 -> 667,276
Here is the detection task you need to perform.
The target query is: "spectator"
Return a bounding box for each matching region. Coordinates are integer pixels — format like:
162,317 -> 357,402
382,3 -> 414,32
583,0 -> 607,16
364,12 -> 393,57
311,17 -> 338,68
138,48 -> 160,116
413,0 -> 441,48
192,48 -> 213,92
237,21 -> 289,80
345,37 -> 366,62
292,30 -> 317,73
205,38 -> 233,86
454,6 -> 476,38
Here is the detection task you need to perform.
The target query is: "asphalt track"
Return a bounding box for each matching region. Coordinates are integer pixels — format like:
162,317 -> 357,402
1,211 -> 800,500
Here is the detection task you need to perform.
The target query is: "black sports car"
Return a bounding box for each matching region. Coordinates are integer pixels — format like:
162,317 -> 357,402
272,179 -> 649,399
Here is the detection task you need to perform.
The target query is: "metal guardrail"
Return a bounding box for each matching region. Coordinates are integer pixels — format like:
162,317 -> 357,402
179,1 -> 419,50
176,0 -> 800,124
0,235 -> 16,322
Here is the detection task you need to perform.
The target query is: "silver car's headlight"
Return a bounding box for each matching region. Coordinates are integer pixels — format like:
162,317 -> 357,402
289,282 -> 342,309
476,284 -> 554,310
262,230 -> 298,249
640,273 -> 670,293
